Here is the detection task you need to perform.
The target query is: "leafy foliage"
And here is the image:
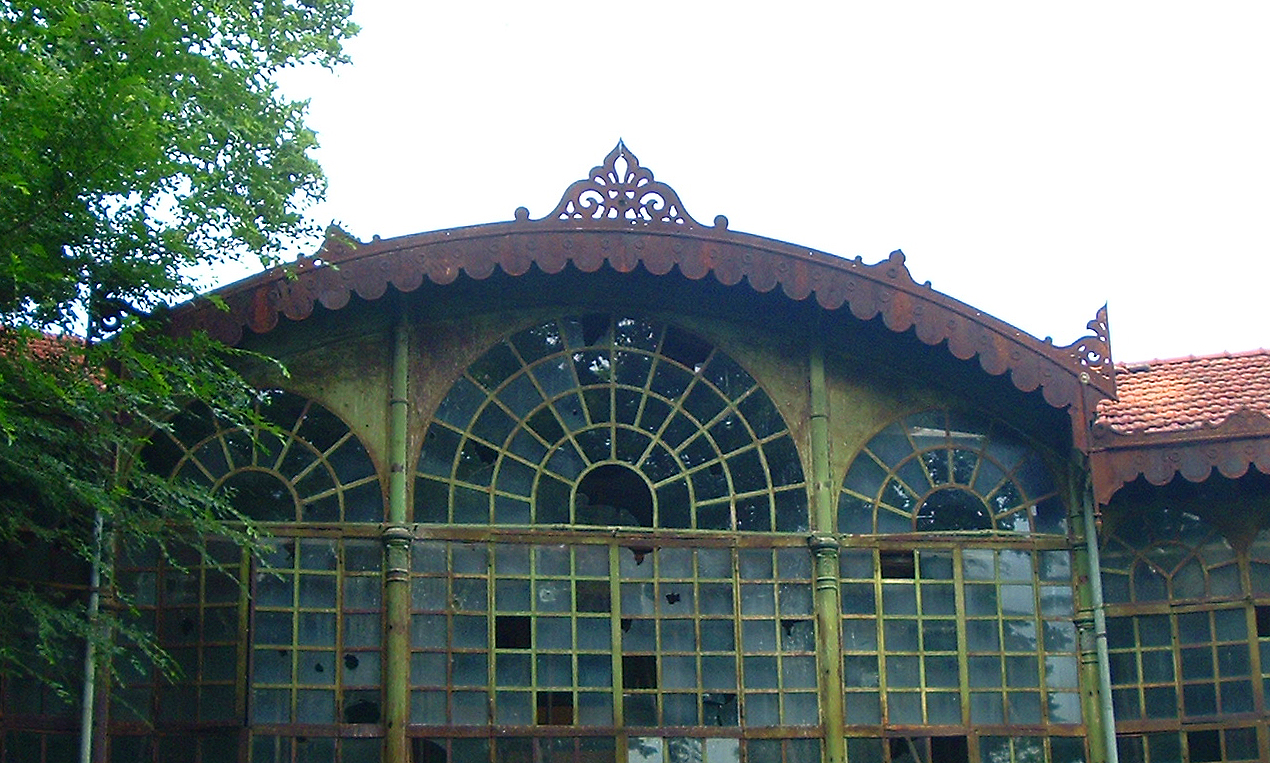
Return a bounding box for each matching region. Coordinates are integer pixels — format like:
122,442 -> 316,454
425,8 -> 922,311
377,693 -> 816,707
0,0 -> 356,697
1,0 -> 356,324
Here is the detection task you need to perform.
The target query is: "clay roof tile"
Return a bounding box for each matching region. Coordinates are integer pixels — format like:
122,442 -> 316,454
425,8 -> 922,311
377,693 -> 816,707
1096,349 -> 1270,434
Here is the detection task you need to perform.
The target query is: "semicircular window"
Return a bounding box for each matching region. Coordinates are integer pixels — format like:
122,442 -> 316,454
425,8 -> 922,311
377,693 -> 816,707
143,390 -> 383,523
838,409 -> 1064,535
414,315 -> 807,531
1101,508 -> 1240,604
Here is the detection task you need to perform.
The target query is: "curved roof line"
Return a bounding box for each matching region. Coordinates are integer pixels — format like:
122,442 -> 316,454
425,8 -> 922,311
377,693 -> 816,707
171,142 -> 1115,424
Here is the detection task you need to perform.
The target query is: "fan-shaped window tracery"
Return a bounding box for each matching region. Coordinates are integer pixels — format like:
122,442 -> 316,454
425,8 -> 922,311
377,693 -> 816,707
1101,508 -> 1241,605
414,316 -> 807,532
837,409 -> 1065,535
145,390 -> 383,523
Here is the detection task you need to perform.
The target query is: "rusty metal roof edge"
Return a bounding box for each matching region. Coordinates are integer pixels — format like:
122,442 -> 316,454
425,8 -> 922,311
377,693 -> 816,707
168,218 -> 1114,416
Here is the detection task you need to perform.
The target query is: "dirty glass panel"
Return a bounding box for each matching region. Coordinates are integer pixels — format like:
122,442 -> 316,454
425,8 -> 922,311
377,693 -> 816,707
249,539 -> 382,727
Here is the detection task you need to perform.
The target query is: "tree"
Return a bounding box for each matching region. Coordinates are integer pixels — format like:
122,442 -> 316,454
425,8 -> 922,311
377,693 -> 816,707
0,0 -> 356,703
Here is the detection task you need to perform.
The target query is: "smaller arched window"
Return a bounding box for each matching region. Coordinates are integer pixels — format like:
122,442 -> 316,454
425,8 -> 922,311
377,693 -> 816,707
1100,508 -> 1241,604
837,409 -> 1065,535
1248,529 -> 1270,596
143,390 -> 383,523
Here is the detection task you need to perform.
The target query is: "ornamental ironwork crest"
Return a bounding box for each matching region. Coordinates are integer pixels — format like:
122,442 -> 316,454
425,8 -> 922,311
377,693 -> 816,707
540,141 -> 708,228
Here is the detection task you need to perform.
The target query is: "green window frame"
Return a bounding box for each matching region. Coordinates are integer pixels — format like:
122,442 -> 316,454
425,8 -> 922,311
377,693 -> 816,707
414,315 -> 806,532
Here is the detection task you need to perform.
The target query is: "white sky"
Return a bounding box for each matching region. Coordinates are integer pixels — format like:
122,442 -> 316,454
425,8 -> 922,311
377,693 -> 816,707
252,1 -> 1270,364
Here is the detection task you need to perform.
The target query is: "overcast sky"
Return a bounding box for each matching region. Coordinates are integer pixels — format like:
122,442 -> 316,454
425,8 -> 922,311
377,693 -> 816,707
251,2 -> 1270,364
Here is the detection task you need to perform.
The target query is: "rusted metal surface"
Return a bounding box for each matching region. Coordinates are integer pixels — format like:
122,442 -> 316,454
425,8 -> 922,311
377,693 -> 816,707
170,143 -> 1116,427
1089,408 -> 1270,506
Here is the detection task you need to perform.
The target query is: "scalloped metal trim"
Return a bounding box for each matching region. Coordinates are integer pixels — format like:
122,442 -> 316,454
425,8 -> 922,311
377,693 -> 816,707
1090,408 -> 1270,505
171,224 -> 1115,420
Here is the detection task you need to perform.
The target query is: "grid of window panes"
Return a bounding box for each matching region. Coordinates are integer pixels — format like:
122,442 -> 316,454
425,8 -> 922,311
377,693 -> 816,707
621,545 -> 817,729
1100,508 -> 1241,605
250,538 -> 383,734
108,733 -> 239,763
414,315 -> 807,531
408,539 -> 815,747
0,731 -> 79,763
412,737 -> 619,763
840,546 -> 1082,757
0,540 -> 88,726
1102,508 -> 1261,727
250,735 -> 382,763
410,540 -> 493,726
411,736 -> 818,763
1106,608 -> 1256,722
838,410 -> 1065,535
111,538 -> 242,725
842,735 -> 1086,763
1115,727 -> 1262,763
410,540 -> 616,728
1255,531 -> 1270,722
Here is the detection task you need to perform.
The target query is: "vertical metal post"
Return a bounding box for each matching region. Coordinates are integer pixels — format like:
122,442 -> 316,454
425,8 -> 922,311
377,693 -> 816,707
1070,467 -> 1118,763
78,509 -> 104,763
1080,481 -> 1119,763
383,303 -> 412,763
809,342 -> 844,763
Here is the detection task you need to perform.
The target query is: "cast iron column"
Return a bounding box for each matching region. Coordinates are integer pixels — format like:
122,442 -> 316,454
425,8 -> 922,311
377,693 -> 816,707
1070,466 -> 1118,763
809,343 -> 844,763
383,306 -> 411,763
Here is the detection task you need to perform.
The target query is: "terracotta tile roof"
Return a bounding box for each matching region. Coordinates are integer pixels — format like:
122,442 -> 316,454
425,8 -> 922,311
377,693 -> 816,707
1096,349 -> 1270,434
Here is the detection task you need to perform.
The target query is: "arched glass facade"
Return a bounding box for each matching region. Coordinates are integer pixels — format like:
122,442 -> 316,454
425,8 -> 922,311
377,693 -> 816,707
409,316 -> 816,761
837,410 -> 1084,763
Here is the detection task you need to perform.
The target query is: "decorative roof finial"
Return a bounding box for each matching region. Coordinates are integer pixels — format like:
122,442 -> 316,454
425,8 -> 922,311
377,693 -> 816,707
1063,304 -> 1114,383
539,141 -> 705,228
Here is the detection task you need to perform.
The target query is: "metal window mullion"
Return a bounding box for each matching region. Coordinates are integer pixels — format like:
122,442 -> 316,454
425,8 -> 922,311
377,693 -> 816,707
953,546 -> 971,729
608,542 -> 624,737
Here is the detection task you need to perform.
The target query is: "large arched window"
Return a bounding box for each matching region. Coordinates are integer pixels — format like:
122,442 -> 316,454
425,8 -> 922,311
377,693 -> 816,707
836,409 -> 1083,763
409,316 -> 817,761
414,315 -> 806,531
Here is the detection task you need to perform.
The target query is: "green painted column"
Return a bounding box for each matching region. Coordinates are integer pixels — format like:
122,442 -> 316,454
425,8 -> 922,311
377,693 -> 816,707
1070,467 -> 1118,763
383,307 -> 412,763
809,343 -> 844,763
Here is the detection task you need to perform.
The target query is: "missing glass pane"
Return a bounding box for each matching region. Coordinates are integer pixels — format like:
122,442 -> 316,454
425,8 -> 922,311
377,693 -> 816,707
576,464 -> 653,527
661,326 -> 711,371
916,487 -> 990,532
889,736 -> 968,763
1255,605 -> 1270,637
623,655 -> 658,689
575,581 -> 611,612
879,551 -> 915,579
342,691 -> 380,724
495,616 -> 531,649
1186,729 -> 1221,763
536,690 -> 573,725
